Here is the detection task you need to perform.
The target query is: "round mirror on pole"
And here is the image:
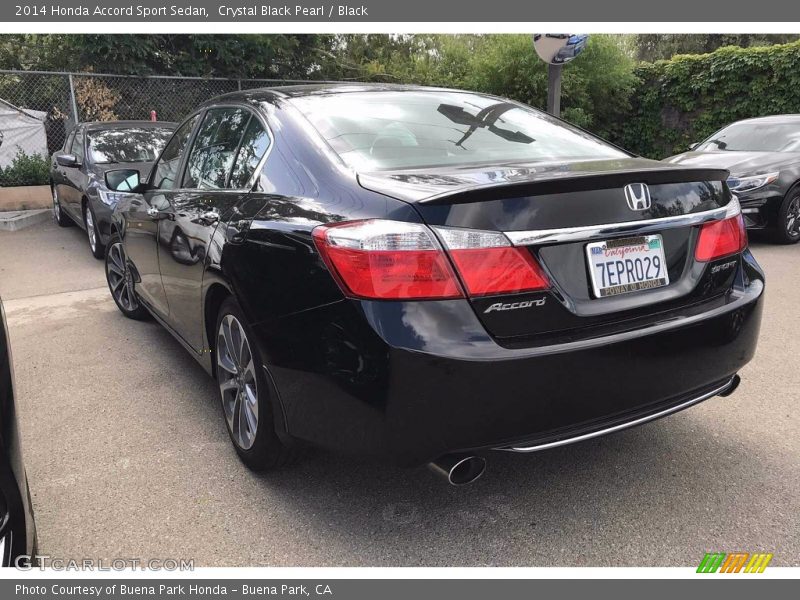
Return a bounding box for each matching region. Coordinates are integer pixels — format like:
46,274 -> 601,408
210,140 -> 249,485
532,34 -> 589,118
533,34 -> 589,65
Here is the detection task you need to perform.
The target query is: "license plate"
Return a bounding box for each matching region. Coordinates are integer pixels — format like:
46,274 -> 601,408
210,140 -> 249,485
586,235 -> 669,298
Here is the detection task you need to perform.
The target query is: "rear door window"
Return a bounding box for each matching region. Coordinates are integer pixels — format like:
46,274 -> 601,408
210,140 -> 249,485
182,108 -> 250,190
228,117 -> 271,189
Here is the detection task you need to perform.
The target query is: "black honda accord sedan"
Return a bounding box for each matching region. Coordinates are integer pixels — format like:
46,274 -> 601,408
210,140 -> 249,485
103,85 -> 764,484
50,120 -> 176,258
665,115 -> 800,244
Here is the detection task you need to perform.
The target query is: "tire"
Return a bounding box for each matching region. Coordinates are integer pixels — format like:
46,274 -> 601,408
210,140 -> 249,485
214,296 -> 297,471
771,188 -> 800,244
84,201 -> 106,259
104,234 -> 149,320
52,186 -> 72,227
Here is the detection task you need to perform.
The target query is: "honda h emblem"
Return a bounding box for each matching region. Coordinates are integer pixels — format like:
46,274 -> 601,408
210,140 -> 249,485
624,183 -> 651,211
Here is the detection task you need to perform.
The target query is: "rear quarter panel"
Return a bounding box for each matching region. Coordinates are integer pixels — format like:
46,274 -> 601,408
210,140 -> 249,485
220,101 -> 421,328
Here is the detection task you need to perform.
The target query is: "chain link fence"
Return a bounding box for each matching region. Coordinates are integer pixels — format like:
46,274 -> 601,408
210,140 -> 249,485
0,70 -> 321,187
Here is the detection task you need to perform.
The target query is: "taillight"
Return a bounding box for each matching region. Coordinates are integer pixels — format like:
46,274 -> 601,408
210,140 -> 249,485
695,213 -> 748,262
312,220 -> 463,300
435,228 -> 550,296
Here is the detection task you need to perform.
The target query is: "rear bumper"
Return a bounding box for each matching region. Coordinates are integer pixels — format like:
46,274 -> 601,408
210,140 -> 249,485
256,254 -> 764,466
497,375 -> 738,452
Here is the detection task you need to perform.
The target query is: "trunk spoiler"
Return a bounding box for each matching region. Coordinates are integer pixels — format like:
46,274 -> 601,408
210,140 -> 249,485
418,167 -> 731,205
358,167 -> 730,206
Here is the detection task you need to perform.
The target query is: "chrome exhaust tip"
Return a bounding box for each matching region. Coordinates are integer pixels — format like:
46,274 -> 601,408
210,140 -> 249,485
718,374 -> 741,397
429,454 -> 486,486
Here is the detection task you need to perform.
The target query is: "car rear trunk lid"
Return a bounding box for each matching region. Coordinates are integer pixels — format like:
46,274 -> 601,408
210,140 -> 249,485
359,160 -> 740,342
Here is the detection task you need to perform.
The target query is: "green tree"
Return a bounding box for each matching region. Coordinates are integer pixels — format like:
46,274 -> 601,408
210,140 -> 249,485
0,34 -> 336,79
0,34 -> 76,70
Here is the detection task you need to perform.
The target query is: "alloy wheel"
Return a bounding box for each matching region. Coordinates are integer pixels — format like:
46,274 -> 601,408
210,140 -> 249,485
106,242 -> 139,312
786,196 -> 800,237
217,314 -> 259,450
86,207 -> 97,252
52,188 -> 60,223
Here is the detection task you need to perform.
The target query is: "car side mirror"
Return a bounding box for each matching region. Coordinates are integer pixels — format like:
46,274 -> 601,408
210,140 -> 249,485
688,142 -> 699,151
56,153 -> 80,168
105,169 -> 145,193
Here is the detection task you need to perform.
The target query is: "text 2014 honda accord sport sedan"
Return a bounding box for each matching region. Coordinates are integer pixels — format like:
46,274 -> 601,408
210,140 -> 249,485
103,85 -> 764,485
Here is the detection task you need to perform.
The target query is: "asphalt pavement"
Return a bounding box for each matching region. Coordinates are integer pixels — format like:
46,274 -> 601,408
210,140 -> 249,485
0,220 -> 797,567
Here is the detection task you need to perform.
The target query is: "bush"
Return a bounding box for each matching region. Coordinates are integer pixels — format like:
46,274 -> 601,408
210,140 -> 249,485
619,40 -> 800,158
0,149 -> 51,186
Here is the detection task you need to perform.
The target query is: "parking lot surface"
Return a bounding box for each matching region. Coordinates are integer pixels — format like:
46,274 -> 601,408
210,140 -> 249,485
0,221 -> 798,567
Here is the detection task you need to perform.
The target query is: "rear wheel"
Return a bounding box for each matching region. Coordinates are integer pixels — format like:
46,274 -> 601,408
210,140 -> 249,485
215,297 -> 296,471
772,189 -> 800,244
105,234 -> 148,320
84,202 -> 105,259
52,186 -> 72,227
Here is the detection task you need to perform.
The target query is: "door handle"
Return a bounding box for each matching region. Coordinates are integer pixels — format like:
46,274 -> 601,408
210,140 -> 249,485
199,210 -> 220,225
146,206 -> 173,221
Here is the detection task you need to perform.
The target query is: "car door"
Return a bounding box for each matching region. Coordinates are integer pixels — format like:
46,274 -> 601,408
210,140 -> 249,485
157,106 -> 270,351
62,128 -> 88,220
124,113 -> 201,319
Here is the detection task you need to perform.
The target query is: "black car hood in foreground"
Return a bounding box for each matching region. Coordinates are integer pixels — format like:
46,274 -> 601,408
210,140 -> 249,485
357,157 -> 729,203
665,150 -> 800,177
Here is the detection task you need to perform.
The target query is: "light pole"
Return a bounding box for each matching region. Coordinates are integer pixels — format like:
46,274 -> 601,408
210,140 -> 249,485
547,64 -> 563,117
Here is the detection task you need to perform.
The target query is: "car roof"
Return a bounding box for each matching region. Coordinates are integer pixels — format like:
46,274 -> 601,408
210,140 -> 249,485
729,114 -> 800,125
79,120 -> 178,132
198,83 -> 480,109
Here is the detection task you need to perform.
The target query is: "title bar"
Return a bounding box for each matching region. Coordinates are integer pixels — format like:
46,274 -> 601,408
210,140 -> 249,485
4,1 -> 800,22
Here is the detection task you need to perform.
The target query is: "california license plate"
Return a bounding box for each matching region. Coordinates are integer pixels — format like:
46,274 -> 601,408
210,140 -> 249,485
586,235 -> 669,298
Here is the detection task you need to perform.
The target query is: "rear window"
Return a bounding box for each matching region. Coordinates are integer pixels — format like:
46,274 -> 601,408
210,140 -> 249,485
290,90 -> 627,171
88,127 -> 174,164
